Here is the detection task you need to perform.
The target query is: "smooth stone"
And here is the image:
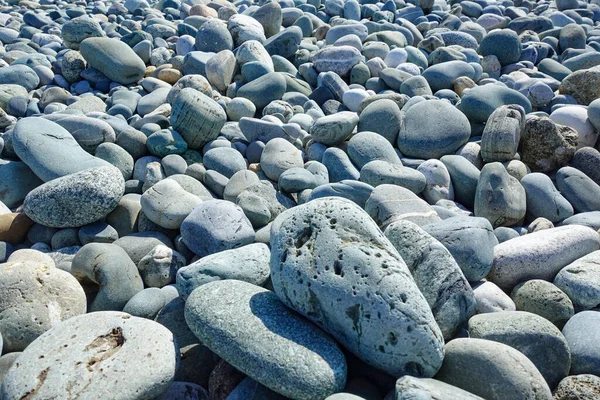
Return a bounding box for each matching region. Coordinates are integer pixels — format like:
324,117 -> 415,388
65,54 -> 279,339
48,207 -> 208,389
170,88 -> 227,150
478,29 -> 522,65
0,312 -> 178,399
436,338 -> 552,400
310,112 -> 358,146
366,184 -> 441,229
43,114 -> 116,154
78,221 -> 118,245
138,245 -> 186,288
511,280 -> 574,329
347,131 -> 401,170
472,281 -> 516,313
357,99 -> 402,145
458,84 -> 532,124
71,243 -> 144,311
422,216 -> 498,281
181,200 -> 255,257
360,160 -> 426,194
307,181 -> 373,208
313,45 -> 362,77
468,311 -> 571,388
562,311 -> 600,375
278,168 -> 317,193
0,65 -> 39,91
554,250 -> 600,312
417,160 -> 454,204
571,147 -> 600,186
24,166 -> 124,229
260,138 -> 304,181
0,259 -> 86,352
195,19 -> 233,53
0,160 -> 43,209
551,106 -> 597,149
237,73 -> 287,110
141,179 -> 202,230
13,117 -> 110,182
398,100 -> 471,159
440,155 -> 481,209
556,166 -> 600,213
185,280 -> 347,399
203,147 -> 247,179
488,225 -> 600,291
176,243 -> 270,300
80,38 -> 146,85
384,220 -> 475,340
112,231 -> 173,265
474,162 -> 526,228
122,287 -> 168,319
421,60 -> 476,93
270,197 -> 444,377
394,376 -> 483,400
520,173 -> 574,223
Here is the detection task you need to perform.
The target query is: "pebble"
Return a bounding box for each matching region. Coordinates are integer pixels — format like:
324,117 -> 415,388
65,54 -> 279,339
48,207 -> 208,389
511,280 -> 574,329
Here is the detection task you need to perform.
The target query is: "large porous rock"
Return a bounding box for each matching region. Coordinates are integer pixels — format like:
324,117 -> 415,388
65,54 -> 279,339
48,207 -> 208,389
13,117 -> 110,182
474,162 -> 526,228
468,311 -> 571,389
384,220 -> 476,340
79,37 -> 146,85
184,279 -> 347,399
170,88 -> 227,150
0,312 -> 178,399
519,117 -> 578,173
435,338 -> 552,400
422,216 -> 498,281
23,166 -> 125,228
480,105 -> 525,163
488,225 -> 600,291
269,197 -> 445,377
394,376 -> 484,399
0,256 -> 86,352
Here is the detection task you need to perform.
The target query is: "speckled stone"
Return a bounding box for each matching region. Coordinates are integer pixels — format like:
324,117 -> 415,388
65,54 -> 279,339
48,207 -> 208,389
23,166 -> 125,228
184,280 -> 347,399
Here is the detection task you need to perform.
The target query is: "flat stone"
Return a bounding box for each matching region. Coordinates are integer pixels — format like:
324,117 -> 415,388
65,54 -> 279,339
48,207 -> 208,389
184,280 -> 347,399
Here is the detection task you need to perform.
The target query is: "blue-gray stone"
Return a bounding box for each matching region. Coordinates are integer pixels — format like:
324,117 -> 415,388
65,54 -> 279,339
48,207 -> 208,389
521,173 -> 574,223
478,29 -> 522,65
185,280 -> 347,399
458,84 -> 532,124
80,37 -> 146,85
562,311 -> 600,375
556,166 -> 600,213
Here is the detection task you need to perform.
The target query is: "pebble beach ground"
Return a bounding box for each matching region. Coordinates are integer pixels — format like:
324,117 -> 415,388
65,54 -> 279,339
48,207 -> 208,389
0,0 -> 600,398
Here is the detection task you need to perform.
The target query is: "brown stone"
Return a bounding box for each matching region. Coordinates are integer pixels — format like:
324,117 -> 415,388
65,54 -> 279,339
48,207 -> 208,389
0,213 -> 33,245
559,67 -> 600,106
208,359 -> 246,400
519,117 -> 578,172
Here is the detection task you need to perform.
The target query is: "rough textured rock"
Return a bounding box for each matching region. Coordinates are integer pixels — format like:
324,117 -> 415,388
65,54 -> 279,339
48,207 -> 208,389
384,220 -> 475,340
269,197 -> 445,377
23,166 -> 125,228
480,105 -> 525,163
519,117 -> 578,173
0,312 -> 178,400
